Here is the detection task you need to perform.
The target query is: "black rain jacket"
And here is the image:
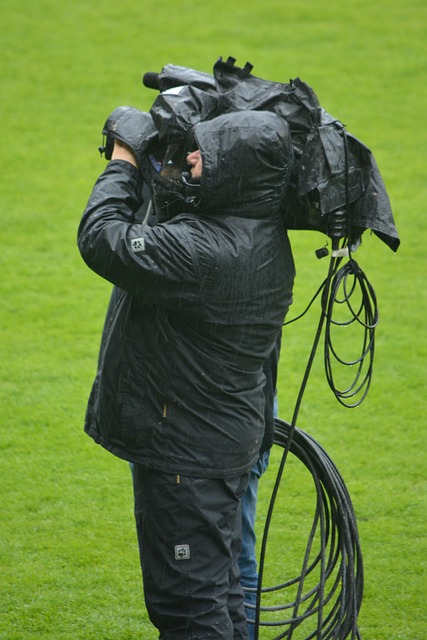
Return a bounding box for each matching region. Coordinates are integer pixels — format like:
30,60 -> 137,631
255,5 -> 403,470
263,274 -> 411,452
77,110 -> 295,478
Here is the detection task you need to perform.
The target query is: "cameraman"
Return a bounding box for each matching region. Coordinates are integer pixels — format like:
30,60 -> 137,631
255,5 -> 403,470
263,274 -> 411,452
78,109 -> 295,639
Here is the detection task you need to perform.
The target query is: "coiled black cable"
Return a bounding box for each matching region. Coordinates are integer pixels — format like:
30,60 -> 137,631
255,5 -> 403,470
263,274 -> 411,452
249,247 -> 377,638
246,419 -> 363,639
323,256 -> 379,407
283,248 -> 379,409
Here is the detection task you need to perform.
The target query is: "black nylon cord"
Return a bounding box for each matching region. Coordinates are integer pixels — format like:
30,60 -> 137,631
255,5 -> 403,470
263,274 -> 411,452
250,250 -> 375,638
251,248 -> 334,638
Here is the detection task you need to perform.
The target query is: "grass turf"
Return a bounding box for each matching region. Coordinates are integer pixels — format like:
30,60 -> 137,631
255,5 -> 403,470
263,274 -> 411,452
1,0 -> 426,638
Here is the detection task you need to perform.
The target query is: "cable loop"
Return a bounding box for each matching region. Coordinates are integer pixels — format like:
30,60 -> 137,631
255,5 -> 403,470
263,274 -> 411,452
249,420 -> 363,639
323,257 -> 379,408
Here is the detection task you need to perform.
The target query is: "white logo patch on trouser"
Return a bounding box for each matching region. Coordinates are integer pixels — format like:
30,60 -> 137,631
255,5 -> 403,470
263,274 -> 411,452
175,544 -> 190,560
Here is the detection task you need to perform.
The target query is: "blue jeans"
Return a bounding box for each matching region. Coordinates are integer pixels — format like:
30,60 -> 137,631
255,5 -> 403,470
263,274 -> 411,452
238,449 -> 270,640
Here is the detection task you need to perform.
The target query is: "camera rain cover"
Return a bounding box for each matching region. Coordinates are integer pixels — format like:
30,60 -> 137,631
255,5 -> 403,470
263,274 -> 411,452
149,84 -> 218,144
145,57 -> 399,251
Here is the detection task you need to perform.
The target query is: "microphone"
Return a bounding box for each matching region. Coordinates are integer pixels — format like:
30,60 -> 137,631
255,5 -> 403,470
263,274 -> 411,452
142,72 -> 160,90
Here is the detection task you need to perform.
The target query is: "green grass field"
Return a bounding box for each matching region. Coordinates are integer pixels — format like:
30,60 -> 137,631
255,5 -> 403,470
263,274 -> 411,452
1,0 -> 425,638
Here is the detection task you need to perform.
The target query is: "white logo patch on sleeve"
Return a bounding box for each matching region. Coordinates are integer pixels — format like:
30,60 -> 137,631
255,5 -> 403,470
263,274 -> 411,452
130,237 -> 145,253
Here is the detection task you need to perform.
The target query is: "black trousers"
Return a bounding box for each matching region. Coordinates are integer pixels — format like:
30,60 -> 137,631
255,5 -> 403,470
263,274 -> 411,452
132,465 -> 250,640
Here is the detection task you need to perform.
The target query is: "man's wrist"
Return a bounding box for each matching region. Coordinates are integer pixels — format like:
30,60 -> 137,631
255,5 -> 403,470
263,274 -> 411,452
111,140 -> 138,167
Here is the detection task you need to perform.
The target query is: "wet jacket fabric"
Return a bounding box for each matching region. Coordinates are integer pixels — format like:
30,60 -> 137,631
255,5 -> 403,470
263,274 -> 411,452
78,110 -> 295,479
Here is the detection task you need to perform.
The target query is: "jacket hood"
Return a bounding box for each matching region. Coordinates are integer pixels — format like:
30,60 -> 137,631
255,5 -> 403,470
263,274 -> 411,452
192,110 -> 293,217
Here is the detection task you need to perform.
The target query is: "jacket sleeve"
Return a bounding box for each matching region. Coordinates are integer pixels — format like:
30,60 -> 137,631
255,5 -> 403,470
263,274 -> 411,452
77,161 -> 201,305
